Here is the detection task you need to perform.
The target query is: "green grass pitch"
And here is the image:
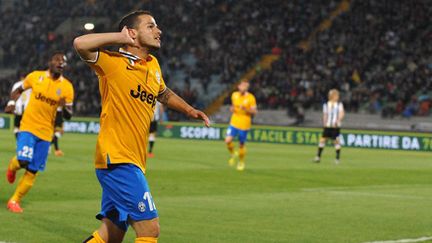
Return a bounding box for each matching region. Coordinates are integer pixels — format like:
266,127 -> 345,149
0,129 -> 431,243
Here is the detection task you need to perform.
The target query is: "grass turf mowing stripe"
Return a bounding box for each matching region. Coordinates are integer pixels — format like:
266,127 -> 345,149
363,236 -> 432,243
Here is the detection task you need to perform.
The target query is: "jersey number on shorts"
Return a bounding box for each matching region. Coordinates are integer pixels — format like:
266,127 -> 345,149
20,146 -> 34,159
143,192 -> 157,211
226,128 -> 231,136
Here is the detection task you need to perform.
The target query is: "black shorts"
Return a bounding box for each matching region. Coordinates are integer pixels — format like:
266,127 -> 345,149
322,127 -> 340,140
14,115 -> 22,128
149,121 -> 158,133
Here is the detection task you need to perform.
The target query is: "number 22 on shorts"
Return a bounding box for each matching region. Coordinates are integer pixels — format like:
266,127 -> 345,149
19,146 -> 34,159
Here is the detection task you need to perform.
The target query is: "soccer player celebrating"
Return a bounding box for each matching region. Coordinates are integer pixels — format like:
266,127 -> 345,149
74,10 -> 210,243
4,51 -> 74,213
225,80 -> 257,171
10,76 -> 31,139
314,89 -> 345,164
148,101 -> 164,158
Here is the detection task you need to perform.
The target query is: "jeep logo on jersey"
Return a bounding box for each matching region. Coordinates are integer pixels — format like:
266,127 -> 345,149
35,92 -> 58,106
130,84 -> 157,107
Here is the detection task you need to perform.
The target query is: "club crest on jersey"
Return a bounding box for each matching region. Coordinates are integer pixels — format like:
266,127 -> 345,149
128,59 -> 135,66
138,201 -> 146,212
56,88 -> 62,96
38,76 -> 44,82
155,71 -> 161,84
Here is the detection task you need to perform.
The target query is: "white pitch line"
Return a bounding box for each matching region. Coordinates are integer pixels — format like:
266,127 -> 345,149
363,236 -> 432,243
302,188 -> 429,200
302,184 -> 429,192
327,191 -> 428,200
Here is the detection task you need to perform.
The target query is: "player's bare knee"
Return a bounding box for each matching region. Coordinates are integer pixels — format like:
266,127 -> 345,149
142,220 -> 160,237
225,137 -> 233,144
131,218 -> 160,238
148,220 -> 160,237
100,218 -> 126,242
318,139 -> 325,148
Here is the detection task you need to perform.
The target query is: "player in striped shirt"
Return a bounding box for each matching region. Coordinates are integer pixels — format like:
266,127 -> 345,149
10,77 -> 31,139
51,108 -> 65,156
148,101 -> 164,158
314,89 -> 345,164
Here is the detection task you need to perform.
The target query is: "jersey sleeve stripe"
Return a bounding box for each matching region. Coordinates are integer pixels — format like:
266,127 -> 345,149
158,87 -> 167,95
79,49 -> 99,63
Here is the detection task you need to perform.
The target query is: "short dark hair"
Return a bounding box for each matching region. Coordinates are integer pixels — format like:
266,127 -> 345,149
49,50 -> 65,61
118,10 -> 153,31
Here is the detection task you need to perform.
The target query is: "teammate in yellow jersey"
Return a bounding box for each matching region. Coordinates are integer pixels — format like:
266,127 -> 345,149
74,10 -> 210,243
148,101 -> 164,158
225,80 -> 257,171
9,74 -> 30,140
4,51 -> 74,213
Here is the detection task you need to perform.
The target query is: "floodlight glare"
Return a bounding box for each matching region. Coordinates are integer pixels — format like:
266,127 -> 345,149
84,23 -> 95,30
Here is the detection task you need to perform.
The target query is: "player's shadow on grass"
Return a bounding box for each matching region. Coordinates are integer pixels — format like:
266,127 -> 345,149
29,215 -> 90,242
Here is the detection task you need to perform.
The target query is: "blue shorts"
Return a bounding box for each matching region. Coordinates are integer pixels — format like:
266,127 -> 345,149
16,131 -> 51,172
226,125 -> 249,144
96,164 -> 158,231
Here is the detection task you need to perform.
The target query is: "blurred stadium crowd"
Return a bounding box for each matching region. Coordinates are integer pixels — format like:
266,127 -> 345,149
0,0 -> 431,119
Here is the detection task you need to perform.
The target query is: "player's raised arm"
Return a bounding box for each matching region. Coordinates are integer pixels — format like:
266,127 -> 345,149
73,26 -> 136,62
158,88 -> 210,127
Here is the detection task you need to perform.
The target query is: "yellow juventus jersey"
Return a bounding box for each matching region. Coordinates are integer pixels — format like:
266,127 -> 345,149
88,49 -> 166,173
229,91 -> 256,130
19,71 -> 74,141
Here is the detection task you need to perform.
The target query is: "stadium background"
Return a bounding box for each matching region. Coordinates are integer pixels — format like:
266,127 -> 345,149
0,0 -> 431,242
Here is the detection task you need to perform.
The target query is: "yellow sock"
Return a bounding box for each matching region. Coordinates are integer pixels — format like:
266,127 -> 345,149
83,231 -> 106,243
10,171 -> 36,203
227,142 -> 234,155
239,146 -> 246,162
8,156 -> 21,172
135,237 -> 158,243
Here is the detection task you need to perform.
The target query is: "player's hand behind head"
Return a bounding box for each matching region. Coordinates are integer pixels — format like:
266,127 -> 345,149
120,26 -> 137,47
187,109 -> 210,127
